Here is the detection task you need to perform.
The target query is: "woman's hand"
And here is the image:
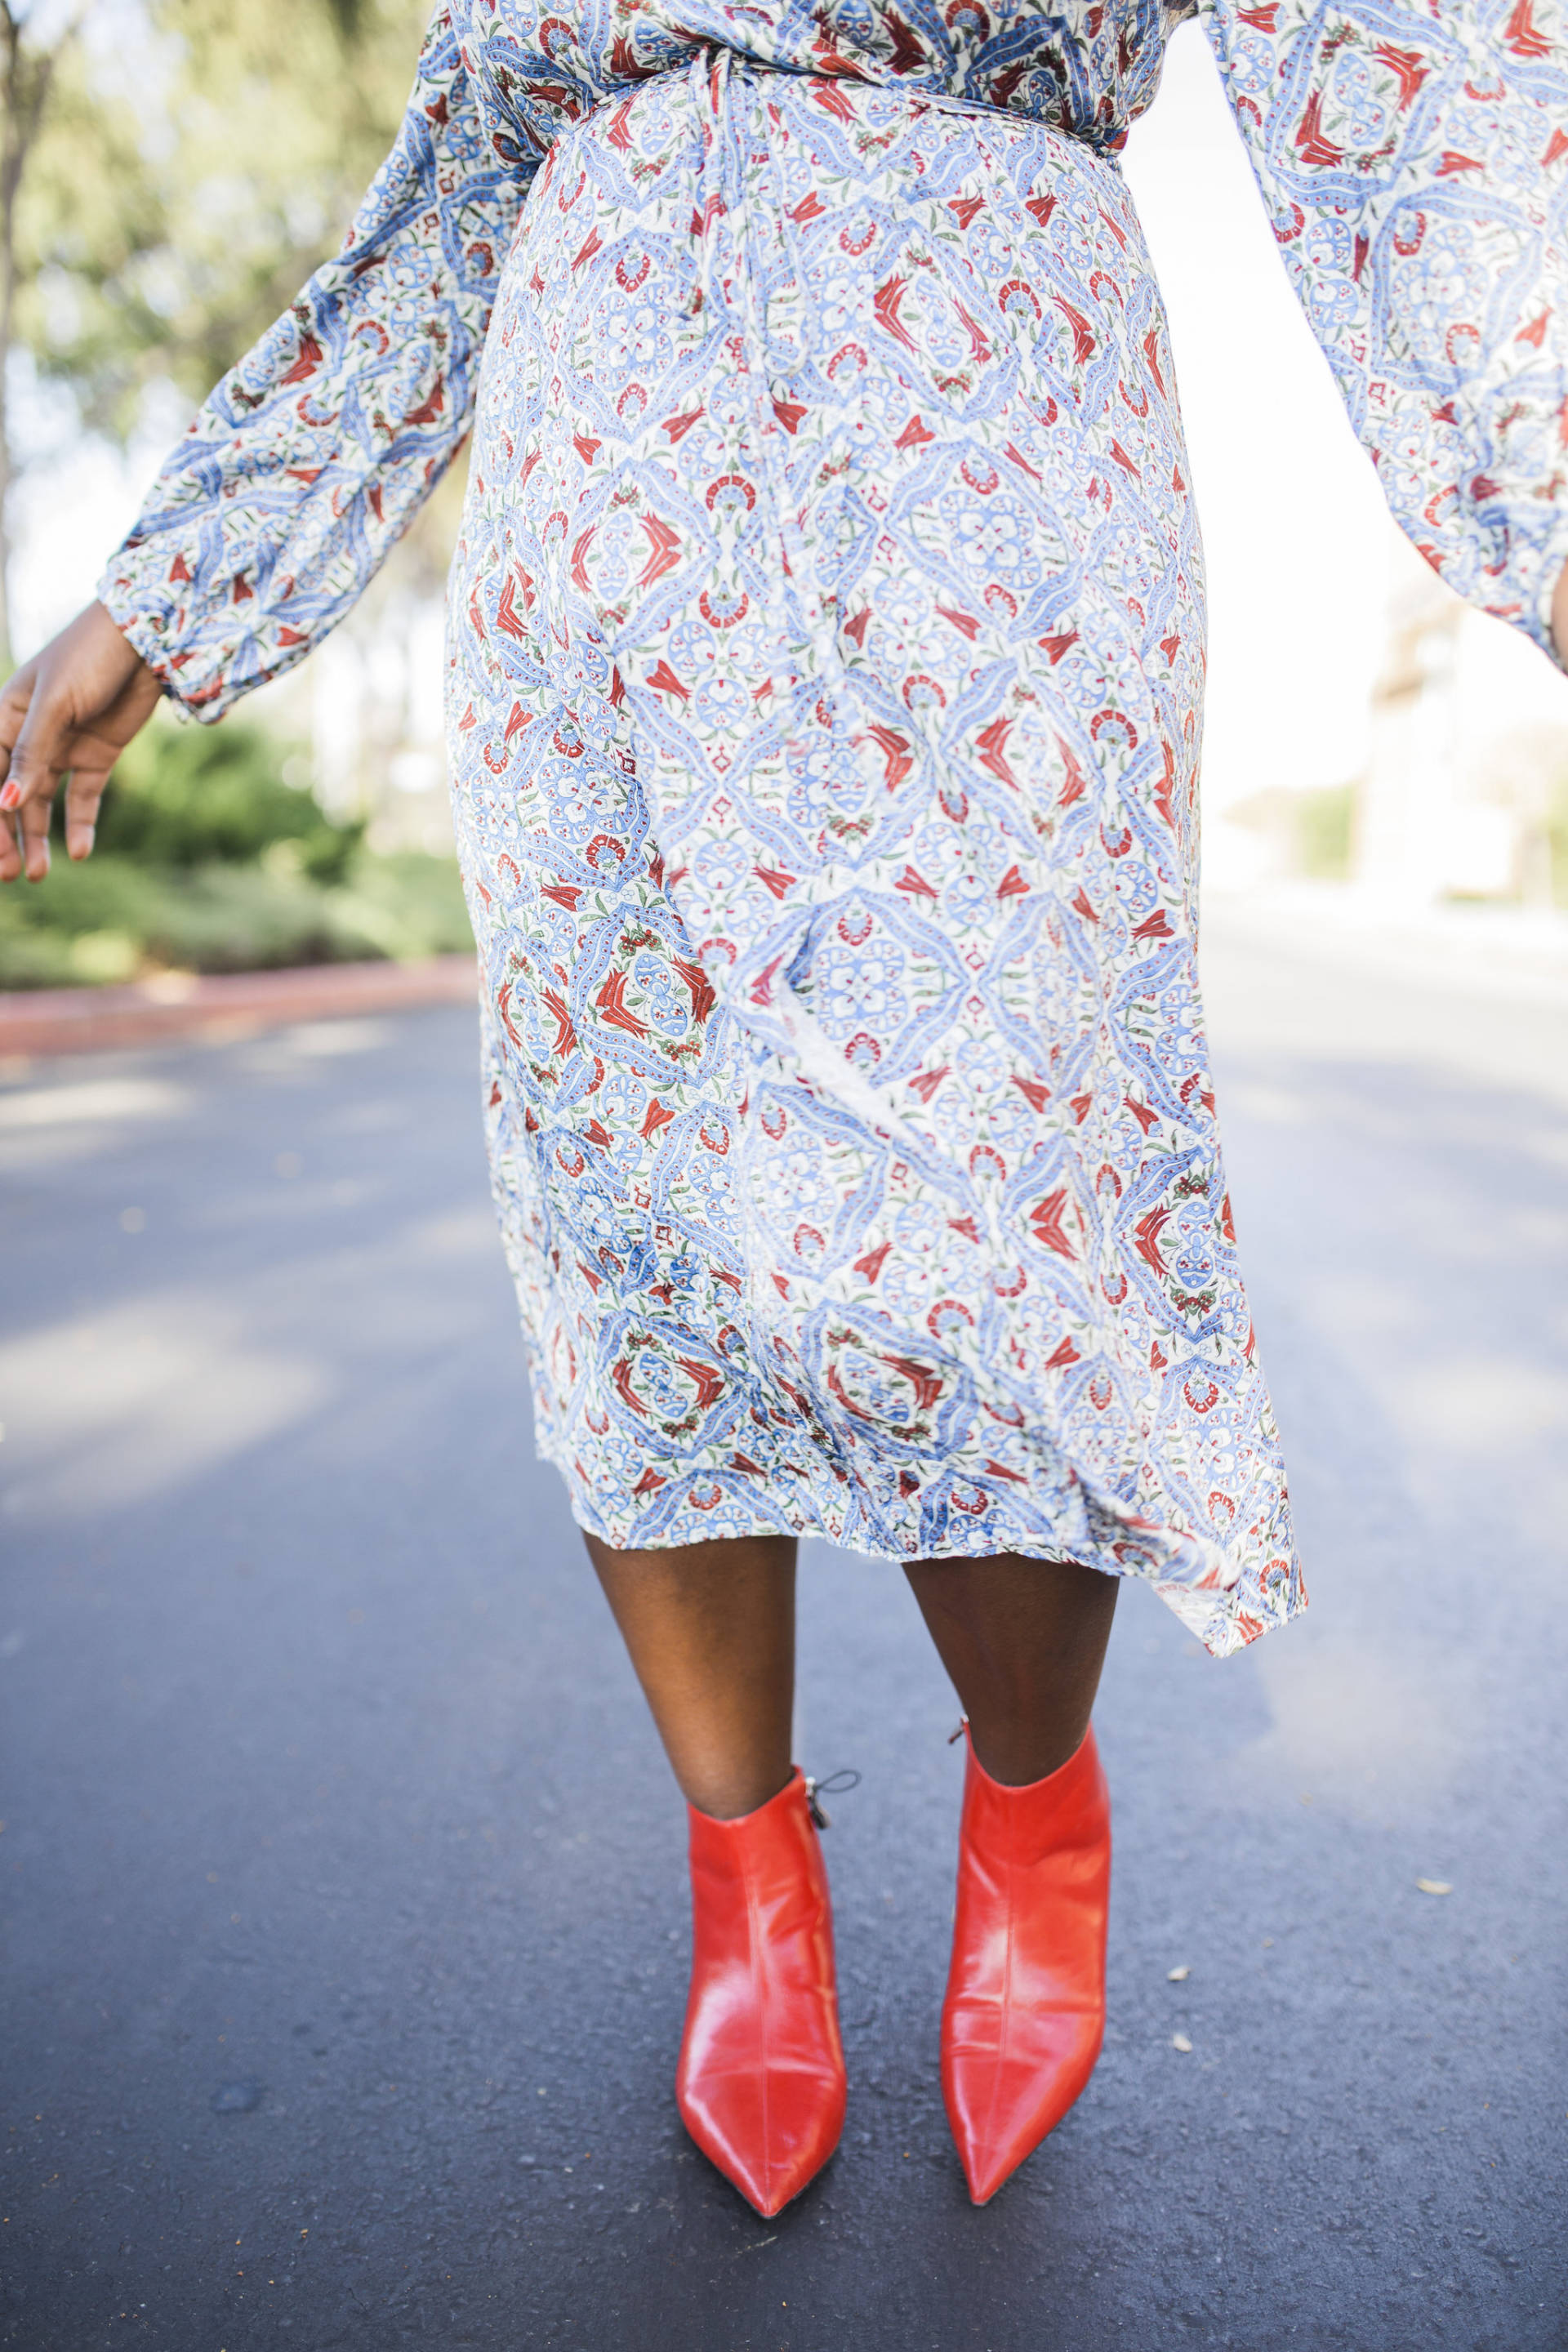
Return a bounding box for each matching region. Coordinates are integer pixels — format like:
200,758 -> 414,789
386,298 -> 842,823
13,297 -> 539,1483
0,604 -> 163,884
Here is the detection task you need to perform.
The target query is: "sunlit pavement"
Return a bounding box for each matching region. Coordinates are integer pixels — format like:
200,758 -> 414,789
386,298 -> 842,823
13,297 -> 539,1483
2,922 -> 1565,2350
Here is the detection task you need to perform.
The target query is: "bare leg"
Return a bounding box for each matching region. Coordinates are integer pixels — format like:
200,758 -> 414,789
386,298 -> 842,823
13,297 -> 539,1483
583,1530 -> 797,1820
903,1553 -> 1119,1785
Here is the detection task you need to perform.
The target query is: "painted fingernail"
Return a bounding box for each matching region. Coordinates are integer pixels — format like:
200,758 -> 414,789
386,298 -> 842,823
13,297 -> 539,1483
0,782 -> 20,809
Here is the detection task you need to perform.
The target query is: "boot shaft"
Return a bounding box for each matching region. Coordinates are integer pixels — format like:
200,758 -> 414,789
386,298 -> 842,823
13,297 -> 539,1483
685,1768 -> 835,1979
957,1723 -> 1111,1881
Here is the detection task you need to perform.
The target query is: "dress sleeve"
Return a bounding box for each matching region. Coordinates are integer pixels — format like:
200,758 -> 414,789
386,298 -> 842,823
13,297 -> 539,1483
96,4 -> 529,721
1199,0 -> 1568,665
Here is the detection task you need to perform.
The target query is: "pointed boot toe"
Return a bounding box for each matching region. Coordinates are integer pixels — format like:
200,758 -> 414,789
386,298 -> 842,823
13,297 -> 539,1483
675,1769 -> 846,2216
944,1996 -> 1106,2204
941,1725 -> 1111,2204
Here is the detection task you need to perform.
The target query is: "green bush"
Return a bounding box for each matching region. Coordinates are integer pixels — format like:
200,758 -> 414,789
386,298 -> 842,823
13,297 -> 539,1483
0,844 -> 474,988
1549,776 -> 1568,906
95,715 -> 364,881
1221,782 -> 1357,883
333,849 -> 475,956
0,719 -> 474,988
1295,782 -> 1356,880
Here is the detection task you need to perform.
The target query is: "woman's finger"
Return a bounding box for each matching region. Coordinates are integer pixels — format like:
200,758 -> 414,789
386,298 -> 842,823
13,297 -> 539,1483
63,762 -> 113,862
0,685 -> 70,817
0,662 -> 39,789
16,787 -> 53,883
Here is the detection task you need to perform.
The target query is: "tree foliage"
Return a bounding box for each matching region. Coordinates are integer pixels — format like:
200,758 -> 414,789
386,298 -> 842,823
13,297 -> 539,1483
17,0 -> 431,438
100,711 -> 364,878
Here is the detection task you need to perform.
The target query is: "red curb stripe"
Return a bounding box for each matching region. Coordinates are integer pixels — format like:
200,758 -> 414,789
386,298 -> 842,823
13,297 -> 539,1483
0,956 -> 479,1059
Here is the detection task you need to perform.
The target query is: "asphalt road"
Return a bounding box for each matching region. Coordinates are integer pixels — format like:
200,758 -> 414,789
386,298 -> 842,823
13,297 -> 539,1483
2,909 -> 1566,2350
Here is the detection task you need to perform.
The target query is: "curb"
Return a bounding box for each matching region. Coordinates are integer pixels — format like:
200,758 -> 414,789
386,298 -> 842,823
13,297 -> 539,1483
0,955 -> 479,1059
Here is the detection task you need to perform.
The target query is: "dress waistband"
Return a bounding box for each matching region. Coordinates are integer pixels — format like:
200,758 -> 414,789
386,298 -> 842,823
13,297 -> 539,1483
577,42 -> 1112,155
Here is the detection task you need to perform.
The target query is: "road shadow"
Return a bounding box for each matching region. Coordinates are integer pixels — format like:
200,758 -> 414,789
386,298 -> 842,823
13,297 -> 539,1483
2,1005 -> 1565,2350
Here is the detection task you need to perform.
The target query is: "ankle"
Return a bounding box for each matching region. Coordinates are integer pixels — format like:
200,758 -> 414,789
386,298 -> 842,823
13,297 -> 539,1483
683,1762 -> 795,1822
966,1717 -> 1089,1788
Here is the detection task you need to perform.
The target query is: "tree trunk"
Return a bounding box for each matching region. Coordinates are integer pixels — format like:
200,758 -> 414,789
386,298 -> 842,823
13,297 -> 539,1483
0,2 -> 72,677
0,5 -> 22,677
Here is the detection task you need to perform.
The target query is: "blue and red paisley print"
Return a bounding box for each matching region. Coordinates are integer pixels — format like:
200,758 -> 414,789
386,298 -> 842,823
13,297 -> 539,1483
99,1 -> 1568,1655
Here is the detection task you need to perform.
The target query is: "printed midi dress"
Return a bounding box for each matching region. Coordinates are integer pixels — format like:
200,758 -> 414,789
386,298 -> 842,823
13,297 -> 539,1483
99,0 -> 1568,1656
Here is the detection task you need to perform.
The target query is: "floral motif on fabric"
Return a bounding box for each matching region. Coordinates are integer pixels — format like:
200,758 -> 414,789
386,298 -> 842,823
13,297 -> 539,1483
96,0 -> 1568,1655
457,64 -> 1290,1654
1200,0 -> 1568,658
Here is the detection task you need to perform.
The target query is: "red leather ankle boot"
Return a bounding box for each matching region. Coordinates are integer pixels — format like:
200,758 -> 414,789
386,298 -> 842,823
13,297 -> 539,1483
676,1767 -> 846,2216
941,1722 -> 1111,2204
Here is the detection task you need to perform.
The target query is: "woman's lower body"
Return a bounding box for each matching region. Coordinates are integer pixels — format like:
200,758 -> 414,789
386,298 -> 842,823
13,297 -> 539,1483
444,54 -> 1305,2207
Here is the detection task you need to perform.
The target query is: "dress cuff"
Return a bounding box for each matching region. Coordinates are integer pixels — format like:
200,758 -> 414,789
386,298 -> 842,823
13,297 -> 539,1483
96,558 -> 236,724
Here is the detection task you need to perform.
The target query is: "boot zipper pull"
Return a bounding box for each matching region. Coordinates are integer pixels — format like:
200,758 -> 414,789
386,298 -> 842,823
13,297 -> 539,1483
804,1768 -> 861,1829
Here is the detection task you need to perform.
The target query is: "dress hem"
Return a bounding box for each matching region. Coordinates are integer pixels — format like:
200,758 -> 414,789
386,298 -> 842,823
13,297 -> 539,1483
528,1423 -> 1305,1663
